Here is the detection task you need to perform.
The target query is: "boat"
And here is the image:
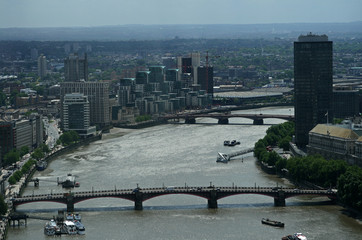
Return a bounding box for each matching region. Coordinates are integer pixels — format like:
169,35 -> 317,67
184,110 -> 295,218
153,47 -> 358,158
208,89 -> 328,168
44,219 -> 60,236
73,220 -> 85,235
228,140 -> 240,146
74,212 -> 81,221
224,140 -> 230,146
66,212 -> 74,221
282,233 -> 307,240
36,160 -> 47,171
62,220 -> 77,235
59,173 -> 76,188
75,182 -> 80,187
261,218 -> 284,227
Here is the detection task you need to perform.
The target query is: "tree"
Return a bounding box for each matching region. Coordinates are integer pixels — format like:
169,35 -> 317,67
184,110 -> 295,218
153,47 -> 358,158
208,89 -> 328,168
0,195 -> 8,215
3,150 -> 20,166
19,146 -> 29,157
31,148 -> 44,160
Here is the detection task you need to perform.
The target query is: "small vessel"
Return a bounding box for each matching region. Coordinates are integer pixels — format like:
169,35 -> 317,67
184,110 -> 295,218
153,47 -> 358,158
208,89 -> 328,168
261,218 -> 284,227
74,212 -> 81,222
44,219 -> 60,236
62,220 -> 77,235
59,173 -> 76,188
36,161 -> 47,171
282,233 -> 307,240
75,182 -> 80,187
228,140 -> 240,146
66,212 -> 74,221
224,140 -> 230,146
73,220 -> 85,235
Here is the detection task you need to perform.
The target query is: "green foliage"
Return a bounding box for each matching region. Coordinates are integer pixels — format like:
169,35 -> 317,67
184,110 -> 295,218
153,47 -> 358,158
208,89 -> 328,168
0,194 -> 8,215
8,176 -> 16,185
253,121 -> 294,165
40,143 -> 50,153
19,146 -> 29,157
59,130 -> 80,146
4,150 -> 20,166
31,148 -> 44,160
135,115 -> 152,123
13,170 -> 23,181
337,166 -> 362,211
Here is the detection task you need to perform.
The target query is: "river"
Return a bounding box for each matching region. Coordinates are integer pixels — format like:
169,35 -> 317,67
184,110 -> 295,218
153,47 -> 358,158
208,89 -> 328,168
7,107 -> 362,240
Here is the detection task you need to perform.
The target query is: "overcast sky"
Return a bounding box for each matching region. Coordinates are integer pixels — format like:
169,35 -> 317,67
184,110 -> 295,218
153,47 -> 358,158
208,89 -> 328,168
1,0 -> 361,28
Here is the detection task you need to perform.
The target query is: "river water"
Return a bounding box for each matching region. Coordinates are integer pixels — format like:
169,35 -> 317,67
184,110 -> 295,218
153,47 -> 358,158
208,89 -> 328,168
7,107 -> 362,240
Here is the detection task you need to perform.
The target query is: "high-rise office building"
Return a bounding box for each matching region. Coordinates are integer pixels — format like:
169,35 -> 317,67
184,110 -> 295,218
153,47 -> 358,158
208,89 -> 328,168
294,33 -> 333,147
63,93 -> 96,137
60,82 -> 110,128
37,54 -> 47,79
64,53 -> 88,82
197,66 -> 214,94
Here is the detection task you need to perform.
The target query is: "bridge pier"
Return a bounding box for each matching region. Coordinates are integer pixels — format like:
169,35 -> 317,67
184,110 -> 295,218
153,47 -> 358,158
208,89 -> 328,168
66,194 -> 75,212
208,190 -> 218,209
185,118 -> 196,124
134,192 -> 143,210
274,190 -> 286,207
253,119 -> 264,125
218,118 -> 229,124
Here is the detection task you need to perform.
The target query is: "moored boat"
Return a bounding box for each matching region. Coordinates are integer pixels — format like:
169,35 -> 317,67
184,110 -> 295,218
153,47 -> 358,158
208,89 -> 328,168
73,220 -> 85,235
261,218 -> 284,227
66,212 -> 74,221
36,161 -> 47,171
74,212 -> 81,221
62,220 -> 77,235
282,233 -> 307,240
44,219 -> 59,236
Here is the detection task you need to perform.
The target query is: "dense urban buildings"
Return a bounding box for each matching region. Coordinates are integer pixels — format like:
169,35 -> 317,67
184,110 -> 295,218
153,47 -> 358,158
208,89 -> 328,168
294,33 -> 333,147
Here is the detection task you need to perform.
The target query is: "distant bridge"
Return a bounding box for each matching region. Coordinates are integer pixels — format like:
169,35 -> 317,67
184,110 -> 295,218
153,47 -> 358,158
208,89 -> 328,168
160,113 -> 294,125
12,186 -> 336,212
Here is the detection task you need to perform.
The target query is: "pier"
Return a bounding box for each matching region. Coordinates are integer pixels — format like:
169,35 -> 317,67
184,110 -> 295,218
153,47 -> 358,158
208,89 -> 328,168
217,148 -> 254,163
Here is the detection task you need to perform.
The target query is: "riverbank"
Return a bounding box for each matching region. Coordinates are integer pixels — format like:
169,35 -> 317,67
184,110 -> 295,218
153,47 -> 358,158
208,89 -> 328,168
1,133 -> 103,240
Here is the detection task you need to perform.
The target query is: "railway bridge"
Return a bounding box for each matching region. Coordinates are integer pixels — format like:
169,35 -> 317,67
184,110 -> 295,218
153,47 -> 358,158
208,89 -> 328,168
11,186 -> 336,212
160,113 -> 294,125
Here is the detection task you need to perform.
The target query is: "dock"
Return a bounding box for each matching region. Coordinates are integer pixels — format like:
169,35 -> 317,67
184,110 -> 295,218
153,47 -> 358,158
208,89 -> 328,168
217,147 -> 254,163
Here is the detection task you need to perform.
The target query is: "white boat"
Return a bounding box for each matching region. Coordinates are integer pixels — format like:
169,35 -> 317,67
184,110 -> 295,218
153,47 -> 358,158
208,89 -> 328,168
66,212 -> 74,221
44,219 -> 59,236
293,233 -> 307,240
74,212 -> 81,221
73,220 -> 86,235
62,220 -> 77,235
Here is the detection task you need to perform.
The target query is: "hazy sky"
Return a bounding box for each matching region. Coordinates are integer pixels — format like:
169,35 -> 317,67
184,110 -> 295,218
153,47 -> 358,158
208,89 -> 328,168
1,0 -> 362,28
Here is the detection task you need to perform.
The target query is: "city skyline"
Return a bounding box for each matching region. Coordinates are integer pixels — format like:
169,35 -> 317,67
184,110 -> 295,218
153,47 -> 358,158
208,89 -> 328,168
1,0 -> 362,28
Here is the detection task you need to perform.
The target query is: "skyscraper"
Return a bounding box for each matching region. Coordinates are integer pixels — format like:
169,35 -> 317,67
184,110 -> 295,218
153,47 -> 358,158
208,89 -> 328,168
294,33 -> 333,147
64,53 -> 88,82
37,54 -> 47,79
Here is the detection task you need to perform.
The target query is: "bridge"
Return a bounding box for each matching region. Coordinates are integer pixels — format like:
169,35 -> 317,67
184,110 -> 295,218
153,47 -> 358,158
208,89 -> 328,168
217,148 -> 254,163
160,113 -> 294,125
11,186 -> 336,212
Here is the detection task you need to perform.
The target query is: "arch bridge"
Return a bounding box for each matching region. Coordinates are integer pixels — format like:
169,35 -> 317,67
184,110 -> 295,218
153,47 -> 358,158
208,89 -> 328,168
160,113 -> 294,125
12,186 -> 336,212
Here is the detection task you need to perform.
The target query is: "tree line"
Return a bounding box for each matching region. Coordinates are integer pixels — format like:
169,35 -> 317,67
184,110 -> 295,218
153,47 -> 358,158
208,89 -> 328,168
254,121 -> 362,212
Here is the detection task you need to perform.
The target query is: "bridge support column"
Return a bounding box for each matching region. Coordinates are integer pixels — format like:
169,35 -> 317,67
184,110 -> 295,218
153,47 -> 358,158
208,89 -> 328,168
218,118 -> 229,124
274,190 -> 286,207
66,194 -> 74,212
208,190 -> 218,209
134,192 -> 143,210
253,119 -> 264,125
185,118 -> 196,124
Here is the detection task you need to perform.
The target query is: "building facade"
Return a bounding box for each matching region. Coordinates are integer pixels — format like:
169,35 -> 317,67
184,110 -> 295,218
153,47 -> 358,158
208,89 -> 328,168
37,54 -> 47,79
294,33 -> 333,147
63,93 -> 95,137
64,53 -> 88,82
60,82 -> 110,128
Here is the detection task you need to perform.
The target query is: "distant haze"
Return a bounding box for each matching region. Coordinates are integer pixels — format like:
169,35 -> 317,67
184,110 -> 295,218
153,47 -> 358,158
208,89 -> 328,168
1,0 -> 362,28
